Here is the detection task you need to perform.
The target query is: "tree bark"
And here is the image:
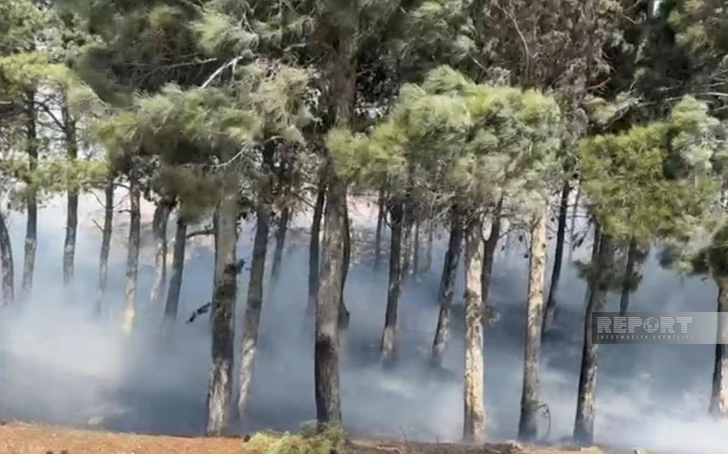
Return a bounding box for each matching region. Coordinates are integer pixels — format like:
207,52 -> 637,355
582,221 -> 601,307
210,209 -> 221,333
307,177 -> 326,316
270,206 -> 290,286
482,198 -> 503,322
401,220 -> 413,278
380,199 -> 404,365
463,214 -> 486,443
339,202 -> 351,333
709,278 -> 728,417
315,171 -> 345,424
0,209 -> 15,306
618,238 -> 638,316
518,208 -> 548,441
61,95 -> 79,298
206,197 -> 240,436
122,177 -> 141,335
543,181 -> 570,331
573,232 -> 612,446
21,91 -> 37,298
412,219 -> 421,277
163,216 -> 188,321
150,201 -> 172,314
373,188 -> 386,271
94,180 -> 114,316
236,145 -> 274,419
423,221 -> 434,273
568,183 -> 581,262
431,207 -> 463,367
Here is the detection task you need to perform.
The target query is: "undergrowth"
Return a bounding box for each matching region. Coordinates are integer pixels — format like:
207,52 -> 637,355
244,421 -> 346,454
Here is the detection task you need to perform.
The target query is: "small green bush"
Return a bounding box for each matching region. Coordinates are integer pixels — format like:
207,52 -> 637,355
243,422 -> 345,454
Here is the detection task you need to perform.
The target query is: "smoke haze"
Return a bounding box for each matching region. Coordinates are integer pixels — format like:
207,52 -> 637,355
0,191 -> 727,453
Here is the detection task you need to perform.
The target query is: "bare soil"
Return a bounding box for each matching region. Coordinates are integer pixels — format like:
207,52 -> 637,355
0,421 -> 624,454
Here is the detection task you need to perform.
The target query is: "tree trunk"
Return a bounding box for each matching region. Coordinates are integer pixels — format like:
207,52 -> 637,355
710,278 -> 728,417
210,210 -> 221,333
463,214 -> 486,443
236,146 -> 274,419
307,178 -> 326,316
94,180 -> 114,316
0,209 -> 15,306
373,188 -> 386,271
61,96 -> 78,298
582,221 -> 601,307
315,171 -> 345,424
150,201 -> 172,313
412,219 -> 421,277
437,214 -> 464,304
431,207 -> 463,367
122,177 -> 141,335
163,216 -> 188,321
401,220 -> 413,278
206,197 -> 240,436
339,202 -> 351,333
618,238 -> 638,316
380,200 -> 404,365
543,181 -> 570,331
573,233 -> 612,446
518,208 -> 548,441
423,221 -> 434,273
568,183 -> 581,262
21,91 -> 37,298
482,198 -> 503,322
270,206 -> 290,287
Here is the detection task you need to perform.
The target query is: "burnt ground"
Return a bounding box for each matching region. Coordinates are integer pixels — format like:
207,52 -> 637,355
0,421 -> 635,454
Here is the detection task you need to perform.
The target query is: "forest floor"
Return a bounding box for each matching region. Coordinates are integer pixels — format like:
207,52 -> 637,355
0,421 -> 635,454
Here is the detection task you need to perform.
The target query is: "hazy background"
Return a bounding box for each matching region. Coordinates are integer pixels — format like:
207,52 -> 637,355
0,190 -> 725,453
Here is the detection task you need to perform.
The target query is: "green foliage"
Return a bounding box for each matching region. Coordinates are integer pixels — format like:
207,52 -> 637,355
579,96 -> 723,242
244,423 -> 345,454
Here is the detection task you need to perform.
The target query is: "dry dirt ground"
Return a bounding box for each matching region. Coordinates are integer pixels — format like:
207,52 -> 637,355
0,421 -> 628,454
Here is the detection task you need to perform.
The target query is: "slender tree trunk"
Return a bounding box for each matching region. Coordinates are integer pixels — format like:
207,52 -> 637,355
401,220 -> 413,278
710,278 -> 728,417
543,181 -> 570,331
122,177 -> 141,335
21,91 -> 37,298
582,221 -> 601,307
431,207 -> 463,367
518,208 -> 548,441
618,238 -> 638,316
339,202 -> 351,332
568,183 -> 581,262
163,216 -> 188,321
438,214 -> 464,303
373,188 -> 386,271
481,198 -> 503,322
0,210 -> 15,306
412,219 -> 421,277
94,180 -> 114,316
307,178 -> 326,316
210,210 -> 221,333
150,201 -> 172,313
61,96 -> 79,299
380,200 -> 404,365
423,221 -> 434,273
463,214 -> 486,443
237,144 -> 275,418
573,233 -> 612,446
270,206 -> 290,286
206,197 -> 240,436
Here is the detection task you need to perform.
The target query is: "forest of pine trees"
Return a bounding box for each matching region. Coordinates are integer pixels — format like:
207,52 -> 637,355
2,0 -> 728,450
